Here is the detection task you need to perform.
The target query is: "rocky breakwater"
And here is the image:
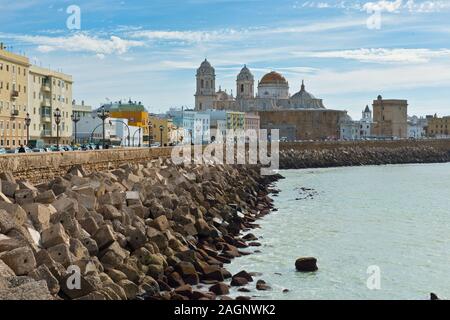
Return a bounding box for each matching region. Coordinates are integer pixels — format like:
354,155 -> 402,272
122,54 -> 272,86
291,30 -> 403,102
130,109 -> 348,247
0,160 -> 280,300
280,145 -> 450,169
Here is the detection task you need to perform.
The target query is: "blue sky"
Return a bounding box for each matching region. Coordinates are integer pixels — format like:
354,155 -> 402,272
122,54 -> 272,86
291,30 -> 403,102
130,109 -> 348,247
1,0 -> 450,118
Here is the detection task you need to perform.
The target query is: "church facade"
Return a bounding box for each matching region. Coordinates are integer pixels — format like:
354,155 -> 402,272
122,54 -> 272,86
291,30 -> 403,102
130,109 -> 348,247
194,59 -> 348,141
194,59 -> 326,112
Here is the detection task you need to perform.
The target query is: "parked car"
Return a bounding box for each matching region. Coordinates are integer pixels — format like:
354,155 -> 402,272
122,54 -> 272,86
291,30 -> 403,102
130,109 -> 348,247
50,145 -> 65,152
12,147 -> 32,153
32,148 -> 46,153
0,148 -> 6,154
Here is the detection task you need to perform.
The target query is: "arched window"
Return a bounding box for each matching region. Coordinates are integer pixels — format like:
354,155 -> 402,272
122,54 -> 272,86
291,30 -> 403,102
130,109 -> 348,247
241,84 -> 244,93
201,80 -> 204,89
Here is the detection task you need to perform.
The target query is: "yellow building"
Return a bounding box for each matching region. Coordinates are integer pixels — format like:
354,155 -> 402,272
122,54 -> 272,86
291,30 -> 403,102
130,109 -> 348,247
28,65 -> 73,146
107,100 -> 149,140
0,44 -> 30,148
226,111 -> 245,130
426,115 -> 450,138
148,116 -> 173,146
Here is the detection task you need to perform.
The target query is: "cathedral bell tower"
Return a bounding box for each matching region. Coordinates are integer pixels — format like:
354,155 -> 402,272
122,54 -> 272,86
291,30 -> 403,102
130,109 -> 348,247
195,59 -> 216,111
236,65 -> 254,100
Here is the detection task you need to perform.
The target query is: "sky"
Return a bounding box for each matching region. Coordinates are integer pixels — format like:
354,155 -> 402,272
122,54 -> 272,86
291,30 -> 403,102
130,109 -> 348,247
1,0 -> 450,119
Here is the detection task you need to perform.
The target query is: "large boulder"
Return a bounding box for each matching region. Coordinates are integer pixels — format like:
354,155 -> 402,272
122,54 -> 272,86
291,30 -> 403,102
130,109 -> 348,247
209,282 -> 229,295
295,257 -> 318,272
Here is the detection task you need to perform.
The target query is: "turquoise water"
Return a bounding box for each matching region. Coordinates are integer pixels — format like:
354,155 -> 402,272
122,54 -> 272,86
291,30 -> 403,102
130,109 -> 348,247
226,163 -> 450,300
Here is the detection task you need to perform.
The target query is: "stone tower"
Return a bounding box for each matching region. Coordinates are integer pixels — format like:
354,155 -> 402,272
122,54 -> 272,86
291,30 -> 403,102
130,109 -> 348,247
236,65 -> 254,100
195,59 -> 216,111
362,105 -> 372,120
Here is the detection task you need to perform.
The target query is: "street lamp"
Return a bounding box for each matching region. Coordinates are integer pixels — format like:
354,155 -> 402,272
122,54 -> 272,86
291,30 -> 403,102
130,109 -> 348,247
148,120 -> 153,148
96,106 -> 110,149
71,112 -> 80,146
53,108 -> 61,149
24,113 -> 31,147
159,125 -> 164,147
132,127 -> 141,147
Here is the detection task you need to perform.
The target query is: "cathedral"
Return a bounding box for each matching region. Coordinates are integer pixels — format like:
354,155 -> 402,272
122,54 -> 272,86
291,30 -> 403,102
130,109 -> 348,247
194,59 -> 326,112
194,59 -> 348,141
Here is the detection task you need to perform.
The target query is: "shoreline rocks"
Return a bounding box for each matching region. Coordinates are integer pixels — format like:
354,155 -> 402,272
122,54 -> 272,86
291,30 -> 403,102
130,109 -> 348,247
0,159 -> 281,300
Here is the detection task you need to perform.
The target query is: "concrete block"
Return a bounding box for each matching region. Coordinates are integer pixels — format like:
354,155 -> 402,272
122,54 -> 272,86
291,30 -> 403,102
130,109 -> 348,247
22,203 -> 52,231
14,189 -> 36,205
0,202 -> 27,227
93,224 -> 116,250
0,246 -> 36,275
41,223 -> 70,248
35,190 -> 56,204
47,243 -> 74,267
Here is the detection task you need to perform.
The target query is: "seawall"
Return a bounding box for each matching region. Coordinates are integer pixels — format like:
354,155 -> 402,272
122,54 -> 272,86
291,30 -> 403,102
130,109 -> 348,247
1,140 -> 450,183
279,140 -> 450,169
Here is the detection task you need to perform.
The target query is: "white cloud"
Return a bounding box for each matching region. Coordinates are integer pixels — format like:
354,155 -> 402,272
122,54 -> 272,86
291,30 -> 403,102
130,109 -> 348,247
363,0 -> 403,13
300,0 -> 450,13
3,33 -> 144,55
127,18 -> 366,44
129,29 -> 237,43
294,48 -> 450,63
404,0 -> 450,12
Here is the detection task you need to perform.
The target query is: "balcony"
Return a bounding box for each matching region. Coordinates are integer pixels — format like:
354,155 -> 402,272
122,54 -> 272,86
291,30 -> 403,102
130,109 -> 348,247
11,109 -> 19,117
41,99 -> 51,107
42,79 -> 51,92
41,129 -> 52,137
41,107 -> 52,122
11,90 -> 19,100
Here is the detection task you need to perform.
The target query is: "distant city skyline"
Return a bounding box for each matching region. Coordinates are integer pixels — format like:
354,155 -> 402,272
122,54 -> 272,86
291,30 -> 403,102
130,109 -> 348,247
1,0 -> 450,119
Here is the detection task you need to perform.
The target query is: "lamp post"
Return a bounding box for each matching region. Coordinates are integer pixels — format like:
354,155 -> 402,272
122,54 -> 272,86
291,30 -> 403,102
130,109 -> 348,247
24,113 -> 31,147
53,108 -> 61,149
96,106 -> 110,149
132,127 -> 141,147
71,112 -> 80,146
148,121 -> 153,148
159,125 -> 164,147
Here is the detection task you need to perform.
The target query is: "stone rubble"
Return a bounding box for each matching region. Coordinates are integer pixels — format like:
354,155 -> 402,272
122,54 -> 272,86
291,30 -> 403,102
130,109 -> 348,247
0,158 -> 280,300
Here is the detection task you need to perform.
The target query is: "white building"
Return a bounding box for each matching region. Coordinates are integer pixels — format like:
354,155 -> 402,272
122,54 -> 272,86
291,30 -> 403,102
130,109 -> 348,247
340,115 -> 360,140
76,110 -> 142,146
408,115 -> 427,139
182,110 -> 210,144
359,105 -> 373,138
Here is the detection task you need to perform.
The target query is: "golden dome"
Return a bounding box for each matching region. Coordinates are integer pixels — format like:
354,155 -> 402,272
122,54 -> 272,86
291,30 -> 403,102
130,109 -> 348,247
260,71 -> 287,84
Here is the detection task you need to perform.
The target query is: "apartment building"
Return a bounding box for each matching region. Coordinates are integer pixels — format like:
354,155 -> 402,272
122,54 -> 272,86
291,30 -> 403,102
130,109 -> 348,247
0,44 -> 30,148
28,65 -> 73,146
425,115 -> 450,138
